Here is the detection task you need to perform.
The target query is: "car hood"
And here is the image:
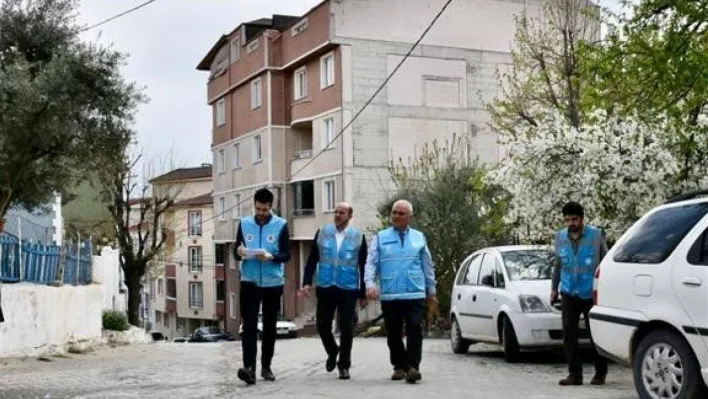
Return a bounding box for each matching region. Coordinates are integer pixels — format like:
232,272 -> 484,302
510,280 -> 552,302
277,321 -> 296,328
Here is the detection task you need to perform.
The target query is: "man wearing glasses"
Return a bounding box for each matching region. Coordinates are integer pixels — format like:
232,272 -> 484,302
364,199 -> 438,384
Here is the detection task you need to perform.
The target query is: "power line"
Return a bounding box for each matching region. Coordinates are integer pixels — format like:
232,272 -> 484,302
166,0 -> 456,240
79,0 -> 158,33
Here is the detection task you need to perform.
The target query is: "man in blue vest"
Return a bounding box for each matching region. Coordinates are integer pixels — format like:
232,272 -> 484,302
300,202 -> 368,380
550,201 -> 609,386
234,188 -> 291,385
364,199 -> 438,384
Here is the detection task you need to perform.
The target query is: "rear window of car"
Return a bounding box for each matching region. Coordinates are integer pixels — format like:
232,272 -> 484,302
612,202 -> 708,264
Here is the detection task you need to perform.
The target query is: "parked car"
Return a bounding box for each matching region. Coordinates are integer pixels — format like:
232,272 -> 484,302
449,245 -> 590,362
589,191 -> 708,399
188,326 -> 235,343
239,313 -> 298,339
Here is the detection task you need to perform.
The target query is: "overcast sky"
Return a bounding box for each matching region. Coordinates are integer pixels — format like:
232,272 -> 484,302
75,0 -> 626,173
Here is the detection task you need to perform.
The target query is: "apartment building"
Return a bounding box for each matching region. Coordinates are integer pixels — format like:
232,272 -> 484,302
197,0 -> 545,336
149,165 -> 225,339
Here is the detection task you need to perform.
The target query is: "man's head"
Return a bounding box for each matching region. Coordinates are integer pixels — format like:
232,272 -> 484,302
333,202 -> 353,229
253,188 -> 274,222
390,200 -> 413,230
562,201 -> 584,233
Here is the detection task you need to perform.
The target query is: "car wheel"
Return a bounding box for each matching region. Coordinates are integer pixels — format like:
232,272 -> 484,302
633,330 -> 707,399
450,317 -> 471,354
501,316 -> 520,363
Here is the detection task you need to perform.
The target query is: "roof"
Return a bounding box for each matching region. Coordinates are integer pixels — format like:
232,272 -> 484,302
149,165 -> 212,184
174,193 -> 213,207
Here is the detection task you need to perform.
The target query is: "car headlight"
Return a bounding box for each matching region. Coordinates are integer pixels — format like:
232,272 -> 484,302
519,295 -> 551,313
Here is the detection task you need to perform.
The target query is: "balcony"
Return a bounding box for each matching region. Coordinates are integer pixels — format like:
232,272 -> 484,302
165,297 -> 177,313
290,122 -> 314,175
291,180 -> 318,237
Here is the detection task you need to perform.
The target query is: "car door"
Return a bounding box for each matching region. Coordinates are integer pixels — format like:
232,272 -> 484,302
456,253 -> 483,336
473,252 -> 500,339
451,255 -> 473,333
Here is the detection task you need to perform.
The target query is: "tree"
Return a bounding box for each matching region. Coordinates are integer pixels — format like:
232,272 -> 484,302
0,0 -> 144,220
377,136 -> 511,321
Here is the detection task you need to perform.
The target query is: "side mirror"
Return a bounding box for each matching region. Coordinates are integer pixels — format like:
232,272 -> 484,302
481,275 -> 494,286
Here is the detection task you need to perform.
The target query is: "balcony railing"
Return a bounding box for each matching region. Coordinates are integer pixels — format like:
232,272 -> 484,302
189,297 -> 204,309
293,149 -> 312,159
293,209 -> 315,217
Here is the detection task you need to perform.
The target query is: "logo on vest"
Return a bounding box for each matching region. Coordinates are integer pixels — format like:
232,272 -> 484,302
585,257 -> 593,266
266,234 -> 275,243
246,234 -> 254,242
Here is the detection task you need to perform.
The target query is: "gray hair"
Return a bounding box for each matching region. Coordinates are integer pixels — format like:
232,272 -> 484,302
392,199 -> 413,215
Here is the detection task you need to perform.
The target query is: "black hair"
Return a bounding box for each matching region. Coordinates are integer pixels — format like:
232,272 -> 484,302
254,188 -> 274,206
562,201 -> 584,218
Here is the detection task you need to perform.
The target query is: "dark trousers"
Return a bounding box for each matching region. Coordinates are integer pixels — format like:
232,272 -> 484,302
240,281 -> 283,370
561,295 -> 608,376
381,299 -> 425,371
316,286 -> 359,370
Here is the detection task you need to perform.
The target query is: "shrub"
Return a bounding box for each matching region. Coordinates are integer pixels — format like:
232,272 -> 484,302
103,310 -> 130,331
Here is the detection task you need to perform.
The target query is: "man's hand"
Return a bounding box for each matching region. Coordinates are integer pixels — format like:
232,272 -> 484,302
358,299 -> 368,309
300,285 -> 313,298
550,289 -> 559,304
237,244 -> 247,258
427,294 -> 439,312
366,287 -> 378,300
256,251 -> 273,261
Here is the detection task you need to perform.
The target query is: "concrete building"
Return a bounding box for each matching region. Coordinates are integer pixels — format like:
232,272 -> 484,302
197,0 -> 545,336
4,194 -> 63,246
148,165 -> 225,339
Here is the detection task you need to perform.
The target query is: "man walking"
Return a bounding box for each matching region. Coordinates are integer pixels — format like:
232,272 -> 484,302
551,201 -> 609,386
234,188 -> 291,385
365,200 -> 437,384
301,202 -> 368,380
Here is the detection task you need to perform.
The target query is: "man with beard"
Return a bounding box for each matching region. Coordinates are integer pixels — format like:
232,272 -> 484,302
301,202 -> 368,380
551,201 -> 609,386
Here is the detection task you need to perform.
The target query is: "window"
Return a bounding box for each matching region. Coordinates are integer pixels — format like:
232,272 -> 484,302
218,196 -> 225,220
251,78 -> 262,109
253,135 -> 262,162
246,39 -> 259,54
215,244 -> 226,266
322,118 -> 334,149
613,202 -> 708,264
188,211 -> 202,236
478,254 -> 496,286
229,293 -> 237,319
455,256 -> 473,285
293,180 -> 315,216
189,282 -> 204,309
166,279 -> 176,299
291,18 -> 308,36
323,180 -> 335,212
155,311 -> 162,325
163,314 -> 169,327
215,98 -> 225,126
320,53 -> 335,88
688,227 -> 708,265
233,143 -> 241,169
501,249 -> 555,281
230,39 -> 240,63
157,278 -> 164,295
233,194 -> 241,219
463,254 -> 482,285
216,280 -> 225,302
294,67 -> 307,100
218,149 -> 225,173
189,246 -> 203,272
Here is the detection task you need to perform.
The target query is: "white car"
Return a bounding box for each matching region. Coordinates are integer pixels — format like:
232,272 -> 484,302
449,245 -> 590,362
589,193 -> 708,398
239,314 -> 298,339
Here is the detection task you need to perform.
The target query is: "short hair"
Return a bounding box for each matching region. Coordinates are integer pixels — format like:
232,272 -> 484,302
562,201 -> 584,218
392,199 -> 413,215
254,188 -> 274,206
336,202 -> 353,216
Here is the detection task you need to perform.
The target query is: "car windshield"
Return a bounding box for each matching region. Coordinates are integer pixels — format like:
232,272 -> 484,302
201,327 -> 221,334
501,249 -> 555,281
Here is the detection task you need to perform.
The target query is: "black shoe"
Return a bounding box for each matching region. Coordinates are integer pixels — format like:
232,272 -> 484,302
237,367 -> 256,385
559,374 -> 582,386
339,369 -> 350,380
261,368 -> 276,381
590,373 -> 607,385
326,351 -> 339,373
405,368 -> 422,384
391,368 -> 407,381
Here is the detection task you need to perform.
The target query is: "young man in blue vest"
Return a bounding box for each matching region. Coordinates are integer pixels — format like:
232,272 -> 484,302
364,199 -> 438,384
550,201 -> 609,386
234,188 -> 291,385
300,202 -> 368,380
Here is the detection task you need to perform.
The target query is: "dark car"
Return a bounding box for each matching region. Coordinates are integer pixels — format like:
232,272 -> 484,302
188,326 -> 235,343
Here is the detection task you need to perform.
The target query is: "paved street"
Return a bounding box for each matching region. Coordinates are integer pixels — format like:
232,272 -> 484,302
0,337 -> 637,398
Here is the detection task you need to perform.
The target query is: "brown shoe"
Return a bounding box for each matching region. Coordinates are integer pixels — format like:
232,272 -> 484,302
406,368 -> 422,384
391,369 -> 406,381
590,373 -> 606,385
559,374 -> 582,386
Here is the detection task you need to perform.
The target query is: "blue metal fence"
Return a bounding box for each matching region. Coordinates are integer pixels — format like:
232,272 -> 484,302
0,234 -> 92,285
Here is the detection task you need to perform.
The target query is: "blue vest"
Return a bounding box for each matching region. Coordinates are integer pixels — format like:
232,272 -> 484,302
316,224 -> 363,291
376,227 -> 427,301
240,215 -> 287,287
555,225 -> 602,299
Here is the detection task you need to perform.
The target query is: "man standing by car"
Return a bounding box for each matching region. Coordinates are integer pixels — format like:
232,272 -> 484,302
234,188 -> 291,385
550,201 -> 609,386
300,202 -> 368,380
365,199 -> 438,384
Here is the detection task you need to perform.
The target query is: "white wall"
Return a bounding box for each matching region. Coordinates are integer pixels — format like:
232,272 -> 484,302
0,283 -> 103,358
92,246 -> 127,313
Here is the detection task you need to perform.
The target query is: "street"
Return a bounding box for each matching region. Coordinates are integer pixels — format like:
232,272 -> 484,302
0,337 -> 638,398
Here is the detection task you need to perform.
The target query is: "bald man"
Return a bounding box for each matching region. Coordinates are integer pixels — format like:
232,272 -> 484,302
301,202 -> 368,380
365,200 -> 438,384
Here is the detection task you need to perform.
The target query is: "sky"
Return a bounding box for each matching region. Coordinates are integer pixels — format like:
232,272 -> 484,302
75,0 -> 627,174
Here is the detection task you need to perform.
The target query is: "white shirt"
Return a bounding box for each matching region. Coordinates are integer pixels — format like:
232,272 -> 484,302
335,228 -> 346,252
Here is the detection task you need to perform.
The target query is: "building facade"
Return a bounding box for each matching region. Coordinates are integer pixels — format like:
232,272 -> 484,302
148,165 -> 225,339
198,0 -> 545,336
